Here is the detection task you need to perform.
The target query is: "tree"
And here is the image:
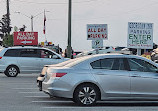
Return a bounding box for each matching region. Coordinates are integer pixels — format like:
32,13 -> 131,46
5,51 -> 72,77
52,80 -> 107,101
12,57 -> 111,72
3,34 -> 13,47
0,14 -> 12,38
0,14 -> 12,46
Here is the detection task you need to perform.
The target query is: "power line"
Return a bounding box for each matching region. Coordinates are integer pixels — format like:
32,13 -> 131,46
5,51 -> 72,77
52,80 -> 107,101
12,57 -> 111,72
12,0 -> 97,5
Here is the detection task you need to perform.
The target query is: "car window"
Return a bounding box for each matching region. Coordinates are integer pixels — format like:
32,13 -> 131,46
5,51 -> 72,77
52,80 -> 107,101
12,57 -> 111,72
112,58 -> 125,70
19,49 -> 40,58
101,58 -> 114,69
115,47 -> 125,51
90,60 -> 101,69
88,53 -> 93,55
91,58 -> 125,70
128,58 -> 158,72
4,49 -> 20,57
40,49 -> 60,59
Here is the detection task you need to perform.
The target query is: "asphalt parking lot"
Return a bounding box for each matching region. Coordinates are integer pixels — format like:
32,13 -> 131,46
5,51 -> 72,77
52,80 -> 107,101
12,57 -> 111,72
1,73 -> 158,111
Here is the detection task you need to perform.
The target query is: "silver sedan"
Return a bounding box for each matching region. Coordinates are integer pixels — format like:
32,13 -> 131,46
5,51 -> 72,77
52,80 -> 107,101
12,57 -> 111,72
40,54 -> 158,106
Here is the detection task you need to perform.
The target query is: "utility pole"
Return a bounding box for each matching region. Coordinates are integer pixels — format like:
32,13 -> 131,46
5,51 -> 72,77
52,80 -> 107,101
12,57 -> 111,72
31,15 -> 33,32
15,11 -> 49,32
67,0 -> 72,58
6,0 -> 10,34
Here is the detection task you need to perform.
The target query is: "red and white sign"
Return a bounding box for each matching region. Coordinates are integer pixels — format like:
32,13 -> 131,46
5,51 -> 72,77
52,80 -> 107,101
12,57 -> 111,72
87,24 -> 108,40
14,32 -> 38,46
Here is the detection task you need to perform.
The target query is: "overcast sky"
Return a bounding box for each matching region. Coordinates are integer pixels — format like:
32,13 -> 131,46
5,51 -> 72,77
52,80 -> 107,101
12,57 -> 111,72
0,0 -> 158,51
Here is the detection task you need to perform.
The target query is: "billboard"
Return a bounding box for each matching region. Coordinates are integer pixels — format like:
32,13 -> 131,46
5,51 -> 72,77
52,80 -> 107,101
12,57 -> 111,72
14,32 -> 38,46
87,24 -> 108,40
127,22 -> 153,49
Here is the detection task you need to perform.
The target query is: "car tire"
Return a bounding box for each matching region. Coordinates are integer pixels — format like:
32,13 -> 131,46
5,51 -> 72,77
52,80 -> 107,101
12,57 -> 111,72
4,66 -> 19,77
74,84 -> 99,106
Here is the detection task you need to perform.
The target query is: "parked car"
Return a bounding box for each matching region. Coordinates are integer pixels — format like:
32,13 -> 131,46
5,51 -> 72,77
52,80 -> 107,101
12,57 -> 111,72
38,53 -> 158,106
72,51 -> 82,58
77,46 -> 115,57
114,46 -> 126,51
0,46 -> 69,77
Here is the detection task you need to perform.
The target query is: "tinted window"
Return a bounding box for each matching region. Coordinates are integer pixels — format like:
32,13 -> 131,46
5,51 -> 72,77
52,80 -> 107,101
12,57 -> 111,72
105,47 -> 110,49
88,53 -> 93,55
40,49 -> 60,59
112,58 -> 125,70
90,60 -> 101,69
115,47 -> 125,51
101,58 -> 114,69
19,49 -> 40,58
4,49 -> 20,57
91,58 -> 125,70
128,58 -> 158,72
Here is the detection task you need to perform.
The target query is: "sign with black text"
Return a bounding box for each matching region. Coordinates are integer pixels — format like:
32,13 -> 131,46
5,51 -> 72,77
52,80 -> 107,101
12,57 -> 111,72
127,22 -> 153,49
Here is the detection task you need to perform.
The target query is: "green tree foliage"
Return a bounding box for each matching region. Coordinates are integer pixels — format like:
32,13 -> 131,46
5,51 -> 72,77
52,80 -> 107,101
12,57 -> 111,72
3,34 -> 13,47
0,14 -> 12,38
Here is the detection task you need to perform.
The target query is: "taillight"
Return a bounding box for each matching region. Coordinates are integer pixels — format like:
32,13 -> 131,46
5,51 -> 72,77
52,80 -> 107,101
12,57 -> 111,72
0,57 -> 2,59
52,73 -> 67,77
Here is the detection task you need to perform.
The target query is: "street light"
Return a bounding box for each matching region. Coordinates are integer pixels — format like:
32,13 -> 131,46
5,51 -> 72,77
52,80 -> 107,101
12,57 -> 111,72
15,11 -> 49,32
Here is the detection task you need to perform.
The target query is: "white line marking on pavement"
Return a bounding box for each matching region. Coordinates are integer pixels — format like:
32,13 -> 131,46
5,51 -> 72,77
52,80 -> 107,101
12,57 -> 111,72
42,107 -> 105,109
13,88 -> 38,90
19,92 -> 43,94
0,83 -> 35,85
32,101 -> 72,103
25,96 -> 48,98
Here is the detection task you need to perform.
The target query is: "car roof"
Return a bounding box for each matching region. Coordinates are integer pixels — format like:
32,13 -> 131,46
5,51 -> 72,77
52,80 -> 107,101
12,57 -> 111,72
89,53 -> 142,59
74,53 -> 157,67
4,46 -> 63,58
76,53 -> 153,63
87,53 -> 156,65
6,46 -> 43,49
4,46 -> 58,51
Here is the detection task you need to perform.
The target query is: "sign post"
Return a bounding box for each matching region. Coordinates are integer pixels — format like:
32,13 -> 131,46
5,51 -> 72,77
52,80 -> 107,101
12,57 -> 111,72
127,22 -> 153,55
13,32 -> 38,46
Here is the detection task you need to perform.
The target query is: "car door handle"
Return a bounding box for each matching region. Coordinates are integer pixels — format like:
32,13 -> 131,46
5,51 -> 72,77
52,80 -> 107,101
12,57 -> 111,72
131,74 -> 141,77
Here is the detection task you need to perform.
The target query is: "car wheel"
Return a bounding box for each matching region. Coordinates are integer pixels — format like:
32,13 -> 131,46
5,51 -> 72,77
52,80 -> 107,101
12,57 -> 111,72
74,84 -> 99,106
4,66 -> 19,77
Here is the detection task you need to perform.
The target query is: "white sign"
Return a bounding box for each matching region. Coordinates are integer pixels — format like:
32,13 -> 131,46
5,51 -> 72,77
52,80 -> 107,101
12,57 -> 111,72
21,41 -> 32,44
92,39 -> 103,49
87,24 -> 108,40
127,22 -> 153,49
